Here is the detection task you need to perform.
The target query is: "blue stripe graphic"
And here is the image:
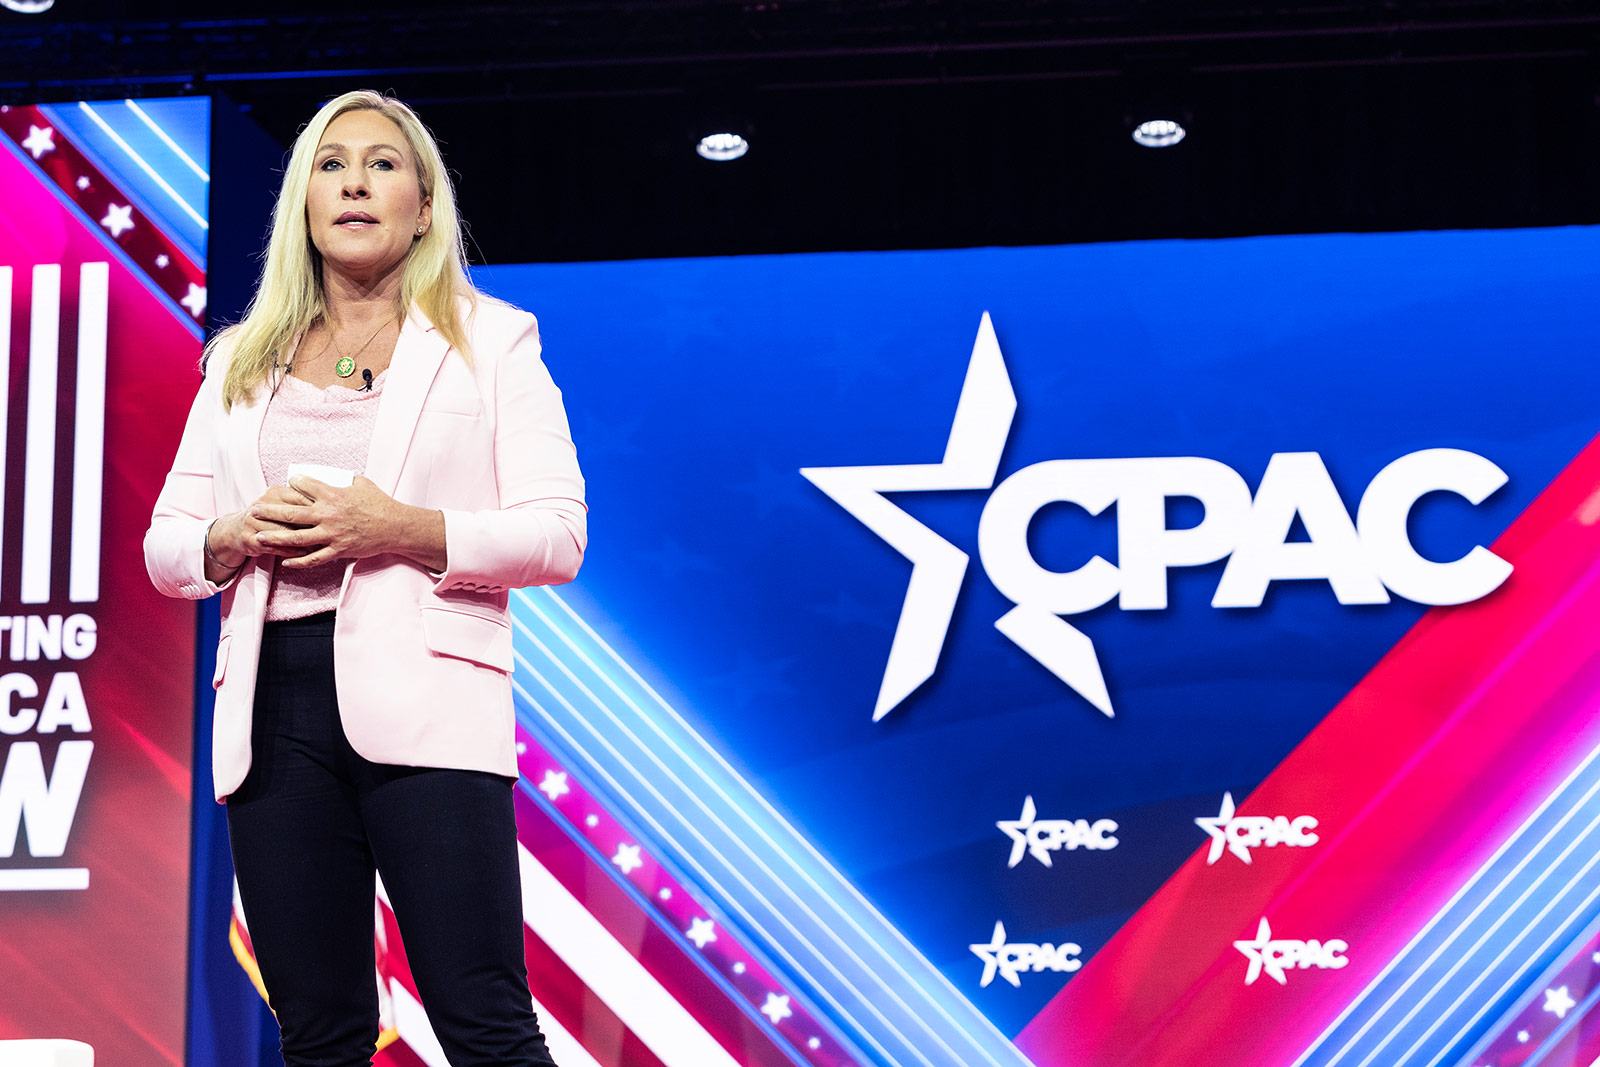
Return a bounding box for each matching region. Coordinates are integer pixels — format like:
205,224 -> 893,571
510,585 -> 1037,1067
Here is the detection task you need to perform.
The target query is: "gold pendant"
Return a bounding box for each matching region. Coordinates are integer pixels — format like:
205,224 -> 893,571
335,356 -> 356,378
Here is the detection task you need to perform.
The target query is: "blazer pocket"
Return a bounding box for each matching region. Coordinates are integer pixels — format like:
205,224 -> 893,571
212,634 -> 233,690
420,606 -> 513,672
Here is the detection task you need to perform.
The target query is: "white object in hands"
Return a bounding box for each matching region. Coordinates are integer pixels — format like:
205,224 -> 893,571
287,463 -> 356,489
0,1040 -> 95,1066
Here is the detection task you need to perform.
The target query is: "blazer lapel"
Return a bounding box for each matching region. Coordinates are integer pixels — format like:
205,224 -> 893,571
365,307 -> 451,497
231,384 -> 271,505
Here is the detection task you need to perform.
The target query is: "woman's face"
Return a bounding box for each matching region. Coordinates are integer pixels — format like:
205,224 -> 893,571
306,109 -> 432,284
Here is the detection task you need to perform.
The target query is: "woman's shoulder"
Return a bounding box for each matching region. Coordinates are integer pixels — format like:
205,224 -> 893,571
460,292 -> 538,340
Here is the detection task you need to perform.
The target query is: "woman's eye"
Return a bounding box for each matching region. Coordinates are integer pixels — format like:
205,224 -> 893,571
319,158 -> 342,171
372,159 -> 394,170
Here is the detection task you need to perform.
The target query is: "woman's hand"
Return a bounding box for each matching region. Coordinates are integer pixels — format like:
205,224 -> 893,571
204,485 -> 318,580
255,475 -> 447,572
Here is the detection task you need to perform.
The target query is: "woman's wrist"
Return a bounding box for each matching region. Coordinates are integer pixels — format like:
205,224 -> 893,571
386,503 -> 448,572
204,515 -> 247,574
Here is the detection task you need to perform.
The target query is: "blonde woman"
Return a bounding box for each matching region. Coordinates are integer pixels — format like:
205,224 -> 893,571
145,90 -> 583,1067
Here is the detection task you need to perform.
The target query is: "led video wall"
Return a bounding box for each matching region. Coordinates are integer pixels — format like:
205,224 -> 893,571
0,97 -> 207,1065
308,226 -> 1600,1067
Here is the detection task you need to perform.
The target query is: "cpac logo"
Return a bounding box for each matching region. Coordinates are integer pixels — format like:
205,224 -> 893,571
801,314 -> 1513,720
1233,917 -> 1348,985
1196,792 -> 1318,865
970,921 -> 1082,987
999,795 -> 1118,867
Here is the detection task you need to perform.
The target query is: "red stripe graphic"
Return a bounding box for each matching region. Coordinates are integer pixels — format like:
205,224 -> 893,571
1018,431 -> 1600,1067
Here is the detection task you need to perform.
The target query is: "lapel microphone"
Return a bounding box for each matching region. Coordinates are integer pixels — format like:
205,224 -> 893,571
361,368 -> 374,392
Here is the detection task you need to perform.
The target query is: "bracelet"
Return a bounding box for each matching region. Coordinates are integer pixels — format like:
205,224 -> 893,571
203,517 -> 240,572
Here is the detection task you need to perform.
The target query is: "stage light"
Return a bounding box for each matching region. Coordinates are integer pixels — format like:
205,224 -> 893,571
1132,119 -> 1186,148
696,133 -> 749,161
0,0 -> 54,11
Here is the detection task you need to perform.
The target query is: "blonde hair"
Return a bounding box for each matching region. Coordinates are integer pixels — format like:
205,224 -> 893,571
215,90 -> 476,408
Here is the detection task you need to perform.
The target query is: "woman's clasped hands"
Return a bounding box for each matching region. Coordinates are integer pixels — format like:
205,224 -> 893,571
208,476 -> 406,572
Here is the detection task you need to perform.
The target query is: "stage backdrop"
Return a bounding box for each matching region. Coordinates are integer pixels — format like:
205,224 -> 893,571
0,97 -> 207,1066
231,226 -> 1600,1067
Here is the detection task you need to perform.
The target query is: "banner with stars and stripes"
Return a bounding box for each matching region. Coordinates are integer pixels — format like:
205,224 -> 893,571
0,95 -> 208,1066
207,174 -> 1600,1065
456,230 -> 1600,1067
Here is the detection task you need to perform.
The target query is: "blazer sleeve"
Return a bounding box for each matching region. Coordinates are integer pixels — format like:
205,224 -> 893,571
432,314 -> 588,593
143,348 -> 238,600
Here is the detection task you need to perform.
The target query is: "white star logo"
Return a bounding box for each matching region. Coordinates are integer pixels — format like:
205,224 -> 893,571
801,313 -> 1114,720
686,917 -> 717,949
1196,792 -> 1248,864
1233,917 -> 1287,986
100,203 -> 134,238
537,770 -> 569,801
611,843 -> 643,875
180,283 -> 207,319
998,796 -> 1042,867
155,254 -> 170,269
970,921 -> 1016,988
1544,985 -> 1576,1020
21,124 -> 55,159
75,175 -> 90,190
760,993 -> 792,1024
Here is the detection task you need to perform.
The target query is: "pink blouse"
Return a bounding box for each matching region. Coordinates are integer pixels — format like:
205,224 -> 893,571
258,370 -> 388,621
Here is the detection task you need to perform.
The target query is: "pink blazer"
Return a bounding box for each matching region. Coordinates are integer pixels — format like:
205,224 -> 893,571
144,299 -> 587,800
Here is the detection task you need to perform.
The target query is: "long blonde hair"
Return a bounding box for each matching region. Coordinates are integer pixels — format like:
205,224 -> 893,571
215,90 -> 475,408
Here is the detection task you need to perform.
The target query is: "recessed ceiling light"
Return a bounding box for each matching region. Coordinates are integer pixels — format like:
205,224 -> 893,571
696,133 -> 750,161
0,0 -> 54,11
1132,119 -> 1186,148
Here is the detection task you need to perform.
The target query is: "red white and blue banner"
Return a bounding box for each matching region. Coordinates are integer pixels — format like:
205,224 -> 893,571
0,97 -> 207,1065
435,231 -> 1599,1067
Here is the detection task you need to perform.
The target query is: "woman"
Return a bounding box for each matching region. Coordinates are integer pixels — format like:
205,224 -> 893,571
144,90 -> 583,1067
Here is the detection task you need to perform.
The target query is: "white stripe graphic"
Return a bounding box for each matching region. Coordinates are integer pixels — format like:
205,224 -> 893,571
123,99 -> 211,182
70,263 -> 107,603
0,267 -> 10,601
517,843 -> 744,1067
77,102 -> 209,230
21,265 -> 60,605
389,978 -> 604,1067
0,868 -> 90,891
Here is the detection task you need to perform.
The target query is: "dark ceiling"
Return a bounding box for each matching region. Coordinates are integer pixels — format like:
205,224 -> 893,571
4,0 -> 1599,262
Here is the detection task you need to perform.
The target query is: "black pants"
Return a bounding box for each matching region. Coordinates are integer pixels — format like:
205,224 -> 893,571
226,612 -> 558,1067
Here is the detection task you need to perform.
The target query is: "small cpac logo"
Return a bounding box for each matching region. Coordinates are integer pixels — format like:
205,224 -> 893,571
1233,917 -> 1348,985
1195,792 -> 1319,865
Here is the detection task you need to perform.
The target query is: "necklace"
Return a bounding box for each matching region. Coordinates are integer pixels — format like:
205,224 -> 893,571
318,318 -> 395,378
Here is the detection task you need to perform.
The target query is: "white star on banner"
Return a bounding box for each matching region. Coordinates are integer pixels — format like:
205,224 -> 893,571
537,770 -> 570,801
800,313 -> 1116,720
100,203 -> 134,238
1593,951 -> 1600,965
21,125 -> 55,159
732,962 -> 746,975
1544,985 -> 1576,1020
76,176 -> 90,190
180,283 -> 207,319
611,843 -> 642,875
807,1038 -> 821,1050
1518,1031 -> 1531,1043
155,254 -> 170,269
970,921 -> 1015,988
760,993 -> 792,1025
686,917 -> 717,949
